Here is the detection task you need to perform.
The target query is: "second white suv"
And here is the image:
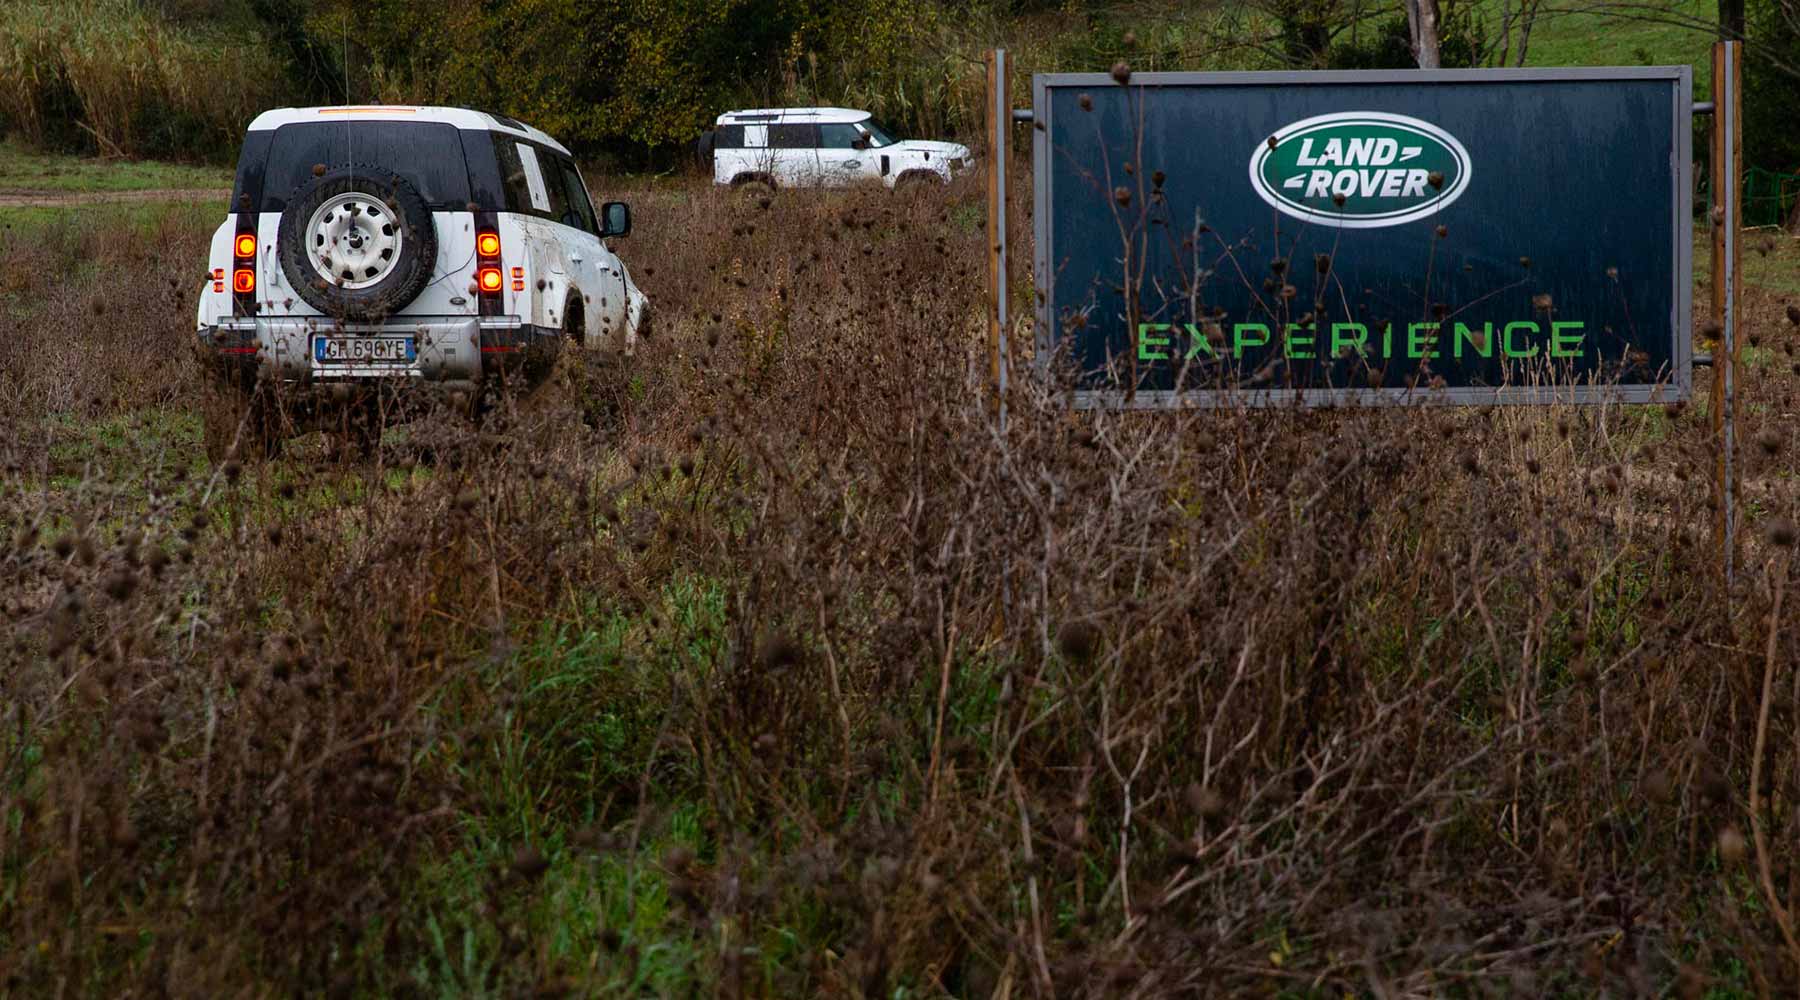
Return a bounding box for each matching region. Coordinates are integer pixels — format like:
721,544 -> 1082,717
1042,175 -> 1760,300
706,107 -> 972,190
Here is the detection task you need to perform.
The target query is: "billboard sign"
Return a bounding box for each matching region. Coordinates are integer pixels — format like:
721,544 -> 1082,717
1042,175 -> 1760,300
1031,68 -> 1693,407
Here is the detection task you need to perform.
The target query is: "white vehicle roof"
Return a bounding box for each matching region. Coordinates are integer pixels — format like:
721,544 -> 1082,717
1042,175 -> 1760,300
715,107 -> 871,126
245,106 -> 569,155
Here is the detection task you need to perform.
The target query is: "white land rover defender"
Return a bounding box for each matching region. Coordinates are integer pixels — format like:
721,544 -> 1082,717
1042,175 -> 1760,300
196,105 -> 649,456
704,107 -> 973,189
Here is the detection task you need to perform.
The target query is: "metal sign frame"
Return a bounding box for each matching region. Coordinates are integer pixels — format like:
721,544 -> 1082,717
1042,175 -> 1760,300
1030,67 -> 1695,409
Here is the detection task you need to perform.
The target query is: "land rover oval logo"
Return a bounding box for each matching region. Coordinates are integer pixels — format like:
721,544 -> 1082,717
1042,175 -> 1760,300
1248,111 -> 1472,229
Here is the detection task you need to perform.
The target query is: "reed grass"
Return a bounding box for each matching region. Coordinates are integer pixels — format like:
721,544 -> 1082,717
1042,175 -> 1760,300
0,0 -> 277,161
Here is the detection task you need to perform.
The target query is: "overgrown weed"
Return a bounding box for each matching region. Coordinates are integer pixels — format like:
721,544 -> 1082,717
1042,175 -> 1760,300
2,175 -> 1798,996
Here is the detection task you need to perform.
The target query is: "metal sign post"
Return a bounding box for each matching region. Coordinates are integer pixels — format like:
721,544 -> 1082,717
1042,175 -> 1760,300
1031,68 -> 1693,408
987,49 -> 1011,429
1711,41 -> 1743,586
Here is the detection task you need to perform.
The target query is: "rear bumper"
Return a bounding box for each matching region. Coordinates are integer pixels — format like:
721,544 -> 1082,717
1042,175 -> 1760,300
198,316 -> 561,383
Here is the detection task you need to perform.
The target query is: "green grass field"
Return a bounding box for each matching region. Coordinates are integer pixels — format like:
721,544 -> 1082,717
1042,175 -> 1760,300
0,137 -> 230,193
1481,0 -> 1718,90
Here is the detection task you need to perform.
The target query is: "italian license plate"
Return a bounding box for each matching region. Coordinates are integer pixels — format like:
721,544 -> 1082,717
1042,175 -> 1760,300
313,336 -> 415,364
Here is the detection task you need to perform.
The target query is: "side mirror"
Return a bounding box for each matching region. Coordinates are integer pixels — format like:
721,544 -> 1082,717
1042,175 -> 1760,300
851,136 -> 870,151
600,201 -> 631,238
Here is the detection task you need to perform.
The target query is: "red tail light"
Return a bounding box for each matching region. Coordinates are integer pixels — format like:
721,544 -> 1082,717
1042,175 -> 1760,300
476,231 -> 501,258
232,269 -> 256,294
234,233 -> 257,258
477,267 -> 503,293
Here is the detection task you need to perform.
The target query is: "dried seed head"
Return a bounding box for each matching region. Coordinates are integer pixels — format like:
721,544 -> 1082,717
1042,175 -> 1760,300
1717,825 -> 1747,865
1184,782 -> 1225,821
1055,621 -> 1100,662
756,632 -> 803,670
1426,171 -> 1445,190
1757,430 -> 1783,456
1113,187 -> 1131,208
1768,518 -> 1796,548
1700,763 -> 1729,803
510,845 -> 550,880
102,571 -> 136,602
1078,93 -> 1093,112
1110,61 -> 1131,85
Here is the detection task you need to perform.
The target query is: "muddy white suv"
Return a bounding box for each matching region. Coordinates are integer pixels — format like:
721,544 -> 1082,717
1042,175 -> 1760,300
196,105 -> 649,456
705,107 -> 972,190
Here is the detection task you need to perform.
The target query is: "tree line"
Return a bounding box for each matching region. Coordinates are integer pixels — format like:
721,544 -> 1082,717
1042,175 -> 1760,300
0,0 -> 1794,180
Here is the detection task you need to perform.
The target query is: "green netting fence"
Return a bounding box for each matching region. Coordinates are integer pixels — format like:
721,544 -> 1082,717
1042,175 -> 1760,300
1745,167 -> 1799,229
1696,166 -> 1800,229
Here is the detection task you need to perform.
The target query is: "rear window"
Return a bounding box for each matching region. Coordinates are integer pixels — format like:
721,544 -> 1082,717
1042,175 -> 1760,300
257,121 -> 473,212
714,125 -> 746,149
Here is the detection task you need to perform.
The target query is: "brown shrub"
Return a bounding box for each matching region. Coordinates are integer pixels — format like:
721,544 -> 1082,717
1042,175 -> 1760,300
2,175 -> 1797,995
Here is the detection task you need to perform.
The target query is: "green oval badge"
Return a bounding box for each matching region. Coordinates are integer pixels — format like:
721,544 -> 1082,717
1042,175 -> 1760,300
1248,111 -> 1471,229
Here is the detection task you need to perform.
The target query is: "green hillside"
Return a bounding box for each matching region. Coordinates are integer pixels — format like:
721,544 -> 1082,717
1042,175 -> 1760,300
1488,0 -> 1718,94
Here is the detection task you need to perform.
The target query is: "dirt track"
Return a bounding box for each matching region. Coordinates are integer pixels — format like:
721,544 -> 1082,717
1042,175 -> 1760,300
0,187 -> 229,208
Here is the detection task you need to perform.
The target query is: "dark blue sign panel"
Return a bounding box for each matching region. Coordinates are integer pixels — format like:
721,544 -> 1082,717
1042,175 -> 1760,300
1031,68 -> 1693,407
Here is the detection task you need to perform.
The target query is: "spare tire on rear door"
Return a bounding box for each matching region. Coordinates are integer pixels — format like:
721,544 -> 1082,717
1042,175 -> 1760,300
277,164 -> 437,320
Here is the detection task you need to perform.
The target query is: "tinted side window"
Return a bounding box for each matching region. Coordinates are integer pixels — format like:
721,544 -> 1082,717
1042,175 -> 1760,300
260,122 -> 472,211
818,124 -> 863,149
555,158 -> 598,234
768,124 -> 819,149
491,136 -> 538,215
538,148 -> 571,224
714,125 -> 745,149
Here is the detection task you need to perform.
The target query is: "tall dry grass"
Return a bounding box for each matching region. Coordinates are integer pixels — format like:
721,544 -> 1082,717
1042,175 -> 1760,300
0,0 -> 277,159
2,172 -> 1799,995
